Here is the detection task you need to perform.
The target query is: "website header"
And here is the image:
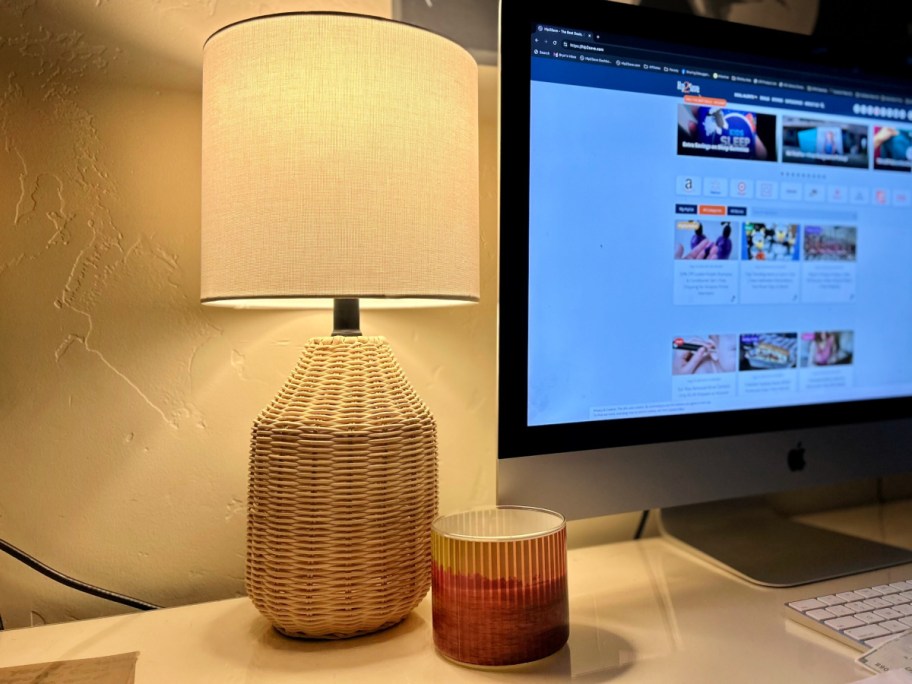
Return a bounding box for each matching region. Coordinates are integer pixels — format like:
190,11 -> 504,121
531,25 -> 910,111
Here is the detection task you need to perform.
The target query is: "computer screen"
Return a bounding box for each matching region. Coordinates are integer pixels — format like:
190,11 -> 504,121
496,0 -> 912,554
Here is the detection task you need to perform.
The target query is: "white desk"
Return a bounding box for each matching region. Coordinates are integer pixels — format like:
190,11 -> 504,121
2,500 -> 911,683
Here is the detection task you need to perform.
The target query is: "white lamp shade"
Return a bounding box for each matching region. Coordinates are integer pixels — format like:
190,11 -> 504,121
201,13 -> 479,308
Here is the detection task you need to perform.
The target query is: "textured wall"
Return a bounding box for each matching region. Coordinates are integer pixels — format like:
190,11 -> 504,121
0,0 -> 501,630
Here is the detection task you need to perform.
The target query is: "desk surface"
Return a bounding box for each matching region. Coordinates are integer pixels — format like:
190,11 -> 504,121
2,500 -> 911,683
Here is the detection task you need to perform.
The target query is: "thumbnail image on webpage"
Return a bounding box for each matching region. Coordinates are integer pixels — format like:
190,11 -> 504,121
677,105 -> 777,161
672,335 -> 738,375
740,333 -> 798,371
782,117 -> 869,168
674,220 -> 736,260
873,126 -> 912,172
672,331 -> 855,375
799,331 -> 854,367
804,225 -> 857,261
742,223 -> 799,261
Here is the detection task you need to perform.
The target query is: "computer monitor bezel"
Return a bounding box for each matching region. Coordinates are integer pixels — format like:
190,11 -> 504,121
497,0 -> 912,519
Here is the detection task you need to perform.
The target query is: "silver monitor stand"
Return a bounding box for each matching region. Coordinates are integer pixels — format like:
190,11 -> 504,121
660,497 -> 912,587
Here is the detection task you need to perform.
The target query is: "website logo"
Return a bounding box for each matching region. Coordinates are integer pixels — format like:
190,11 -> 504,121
677,80 -> 701,95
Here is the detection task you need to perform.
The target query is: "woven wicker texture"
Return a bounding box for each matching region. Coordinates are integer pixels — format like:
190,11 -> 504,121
247,335 -> 438,639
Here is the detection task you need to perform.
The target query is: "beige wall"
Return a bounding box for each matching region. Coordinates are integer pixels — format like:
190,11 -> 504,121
0,0 -> 514,630
0,0 -> 490,629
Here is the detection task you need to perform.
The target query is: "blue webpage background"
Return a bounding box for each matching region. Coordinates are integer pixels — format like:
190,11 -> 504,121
527,56 -> 912,426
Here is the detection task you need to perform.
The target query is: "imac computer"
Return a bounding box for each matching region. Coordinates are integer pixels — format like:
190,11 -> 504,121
497,0 -> 912,586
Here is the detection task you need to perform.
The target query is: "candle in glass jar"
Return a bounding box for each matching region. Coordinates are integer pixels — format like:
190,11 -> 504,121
431,506 -> 568,667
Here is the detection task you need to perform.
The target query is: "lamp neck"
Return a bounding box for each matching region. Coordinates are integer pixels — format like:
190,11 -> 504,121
332,298 -> 362,336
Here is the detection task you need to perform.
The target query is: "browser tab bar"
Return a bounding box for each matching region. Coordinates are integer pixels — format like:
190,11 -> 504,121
533,23 -> 910,117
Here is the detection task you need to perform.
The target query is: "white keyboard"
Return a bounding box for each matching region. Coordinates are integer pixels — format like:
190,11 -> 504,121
785,579 -> 912,650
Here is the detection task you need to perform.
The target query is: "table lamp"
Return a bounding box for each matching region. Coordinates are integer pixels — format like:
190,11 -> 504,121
200,13 -> 478,639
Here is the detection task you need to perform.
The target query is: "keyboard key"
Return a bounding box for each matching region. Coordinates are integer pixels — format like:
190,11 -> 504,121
879,620 -> 909,633
837,592 -> 866,602
890,582 -> 912,591
894,605 -> 912,616
806,608 -> 835,620
816,594 -> 846,606
900,617 -> 912,628
855,611 -> 883,624
865,635 -> 899,649
882,595 -> 909,606
901,592 -> 912,602
863,597 -> 892,609
873,585 -> 902,595
827,605 -> 854,617
824,616 -> 864,630
845,601 -> 870,613
845,624 -> 890,641
790,598 -> 827,612
856,588 -> 882,598
874,608 -> 904,620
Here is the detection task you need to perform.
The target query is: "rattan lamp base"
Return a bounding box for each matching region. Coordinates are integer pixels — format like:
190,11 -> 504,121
246,335 -> 438,639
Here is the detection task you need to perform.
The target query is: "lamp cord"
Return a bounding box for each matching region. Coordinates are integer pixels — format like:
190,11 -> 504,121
633,510 -> 650,540
0,536 -> 160,612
